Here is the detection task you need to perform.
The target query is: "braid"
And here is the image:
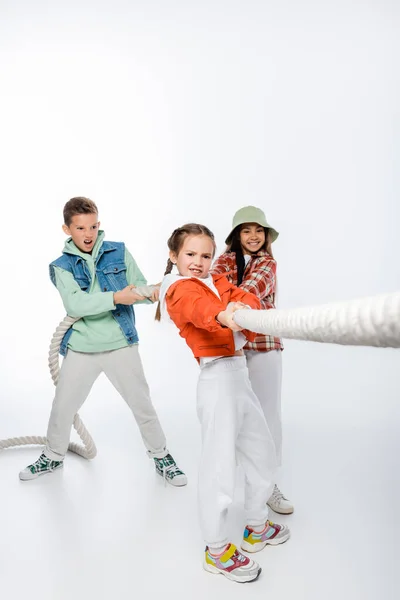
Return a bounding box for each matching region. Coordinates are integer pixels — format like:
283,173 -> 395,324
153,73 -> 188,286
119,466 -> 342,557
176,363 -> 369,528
155,259 -> 172,321
164,258 -> 174,275
155,258 -> 175,321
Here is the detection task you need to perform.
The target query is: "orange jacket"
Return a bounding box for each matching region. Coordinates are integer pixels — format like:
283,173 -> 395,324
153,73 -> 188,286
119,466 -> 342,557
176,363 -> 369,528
165,273 -> 261,360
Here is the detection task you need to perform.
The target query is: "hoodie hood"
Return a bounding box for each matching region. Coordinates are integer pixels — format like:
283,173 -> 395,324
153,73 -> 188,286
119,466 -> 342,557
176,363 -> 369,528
159,273 -> 192,325
160,273 -> 220,324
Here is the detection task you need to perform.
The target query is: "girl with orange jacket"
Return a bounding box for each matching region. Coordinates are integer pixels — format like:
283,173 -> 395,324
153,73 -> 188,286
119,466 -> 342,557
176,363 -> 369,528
157,223 -> 290,584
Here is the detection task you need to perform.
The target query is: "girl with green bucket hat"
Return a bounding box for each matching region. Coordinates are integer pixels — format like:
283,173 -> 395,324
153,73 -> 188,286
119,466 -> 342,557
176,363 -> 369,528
211,206 -> 293,515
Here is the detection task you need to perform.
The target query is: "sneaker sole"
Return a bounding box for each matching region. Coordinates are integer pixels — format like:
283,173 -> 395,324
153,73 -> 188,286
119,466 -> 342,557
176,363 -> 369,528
267,502 -> 294,515
166,476 -> 188,487
19,463 -> 64,481
203,563 -> 262,583
241,530 -> 291,553
155,471 -> 188,487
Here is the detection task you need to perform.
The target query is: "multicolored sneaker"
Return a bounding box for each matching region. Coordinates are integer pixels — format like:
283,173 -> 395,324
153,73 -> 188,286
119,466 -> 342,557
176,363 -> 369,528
204,543 -> 261,583
153,453 -> 187,487
241,521 -> 291,553
19,453 -> 64,481
267,484 -> 294,514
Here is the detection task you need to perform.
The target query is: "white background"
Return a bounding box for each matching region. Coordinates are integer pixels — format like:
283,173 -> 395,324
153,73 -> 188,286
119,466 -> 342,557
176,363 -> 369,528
0,1 -> 399,599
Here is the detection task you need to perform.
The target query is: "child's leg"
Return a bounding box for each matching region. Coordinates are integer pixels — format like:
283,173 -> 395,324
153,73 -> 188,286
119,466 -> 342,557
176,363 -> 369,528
20,350 -> 102,479
236,379 -> 277,527
101,345 -> 168,458
45,350 -> 102,460
245,350 -> 293,514
198,357 -> 262,583
236,376 -> 290,551
196,358 -> 246,548
245,349 -> 282,465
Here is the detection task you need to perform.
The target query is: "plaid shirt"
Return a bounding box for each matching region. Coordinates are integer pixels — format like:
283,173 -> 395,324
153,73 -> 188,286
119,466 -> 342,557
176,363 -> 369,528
210,251 -> 283,352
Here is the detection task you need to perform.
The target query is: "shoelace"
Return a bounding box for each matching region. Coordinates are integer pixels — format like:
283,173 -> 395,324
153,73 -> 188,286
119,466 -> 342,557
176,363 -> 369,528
234,550 -> 247,564
163,463 -> 182,486
31,454 -> 51,473
271,485 -> 285,503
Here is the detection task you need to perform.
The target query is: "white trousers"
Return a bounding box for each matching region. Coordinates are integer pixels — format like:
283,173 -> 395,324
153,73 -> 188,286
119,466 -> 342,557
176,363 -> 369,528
45,346 -> 168,461
196,356 -> 277,547
245,349 -> 283,466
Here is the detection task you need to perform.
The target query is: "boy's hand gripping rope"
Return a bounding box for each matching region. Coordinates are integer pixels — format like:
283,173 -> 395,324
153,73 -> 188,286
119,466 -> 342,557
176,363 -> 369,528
0,285 -> 158,458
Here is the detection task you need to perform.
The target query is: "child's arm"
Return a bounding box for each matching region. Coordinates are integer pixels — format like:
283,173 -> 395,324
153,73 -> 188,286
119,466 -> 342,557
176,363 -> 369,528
210,253 -> 233,275
228,286 -> 261,309
166,280 -> 258,335
239,258 -> 276,300
221,282 -> 261,338
53,267 -> 117,318
125,248 -> 159,304
215,302 -> 246,331
166,281 -> 226,332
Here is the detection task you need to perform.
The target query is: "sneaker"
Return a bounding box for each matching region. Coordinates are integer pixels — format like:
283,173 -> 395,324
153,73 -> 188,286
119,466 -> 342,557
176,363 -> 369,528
153,453 -> 187,487
267,484 -> 294,514
19,453 -> 64,481
204,543 -> 261,583
241,521 -> 291,553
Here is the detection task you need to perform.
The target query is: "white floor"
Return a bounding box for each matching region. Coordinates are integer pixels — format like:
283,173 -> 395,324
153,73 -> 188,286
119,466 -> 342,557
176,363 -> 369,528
1,331 -> 399,600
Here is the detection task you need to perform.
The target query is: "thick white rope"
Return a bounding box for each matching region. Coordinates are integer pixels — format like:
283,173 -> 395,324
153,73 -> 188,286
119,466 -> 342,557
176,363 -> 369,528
233,291 -> 400,348
2,288 -> 398,457
0,285 -> 157,458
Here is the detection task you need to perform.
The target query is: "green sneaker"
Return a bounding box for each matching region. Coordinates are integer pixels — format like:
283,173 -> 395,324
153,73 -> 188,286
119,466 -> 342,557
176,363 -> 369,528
19,453 -> 64,481
153,453 -> 187,487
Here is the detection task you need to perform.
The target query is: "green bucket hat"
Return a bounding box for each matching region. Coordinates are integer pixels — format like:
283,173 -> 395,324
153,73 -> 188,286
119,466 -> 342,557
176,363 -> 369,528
225,206 -> 279,245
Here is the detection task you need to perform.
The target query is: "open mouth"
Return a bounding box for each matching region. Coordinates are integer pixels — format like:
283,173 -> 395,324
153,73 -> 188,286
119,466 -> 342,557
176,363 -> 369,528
84,240 -> 93,248
189,268 -> 202,276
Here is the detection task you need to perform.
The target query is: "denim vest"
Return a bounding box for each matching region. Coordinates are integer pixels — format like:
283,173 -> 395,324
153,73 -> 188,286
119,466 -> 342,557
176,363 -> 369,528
49,241 -> 138,356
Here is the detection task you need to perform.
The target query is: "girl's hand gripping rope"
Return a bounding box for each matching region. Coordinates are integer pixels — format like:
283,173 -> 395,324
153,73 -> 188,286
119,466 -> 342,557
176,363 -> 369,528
217,302 -> 248,331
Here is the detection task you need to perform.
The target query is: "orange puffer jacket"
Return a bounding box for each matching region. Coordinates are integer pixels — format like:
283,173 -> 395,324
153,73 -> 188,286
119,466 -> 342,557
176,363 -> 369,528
165,273 -> 260,360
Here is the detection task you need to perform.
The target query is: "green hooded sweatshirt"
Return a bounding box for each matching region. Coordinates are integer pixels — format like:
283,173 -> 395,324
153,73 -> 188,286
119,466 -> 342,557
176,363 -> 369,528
53,231 -> 151,353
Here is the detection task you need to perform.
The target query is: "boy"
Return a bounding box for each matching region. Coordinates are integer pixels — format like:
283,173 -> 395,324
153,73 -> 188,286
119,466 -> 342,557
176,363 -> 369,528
19,197 -> 186,486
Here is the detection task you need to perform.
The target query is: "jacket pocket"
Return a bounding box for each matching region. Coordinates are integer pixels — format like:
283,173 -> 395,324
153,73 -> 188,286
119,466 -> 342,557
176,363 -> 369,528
102,262 -> 128,292
198,344 -> 230,350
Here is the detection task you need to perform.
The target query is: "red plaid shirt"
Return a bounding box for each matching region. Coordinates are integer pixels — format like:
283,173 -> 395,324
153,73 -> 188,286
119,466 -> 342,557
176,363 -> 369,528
210,251 -> 283,352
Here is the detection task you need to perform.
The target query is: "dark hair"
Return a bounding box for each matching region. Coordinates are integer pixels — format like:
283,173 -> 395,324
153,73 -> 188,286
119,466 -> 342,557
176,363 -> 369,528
227,225 -> 270,285
155,223 -> 216,321
63,197 -> 98,226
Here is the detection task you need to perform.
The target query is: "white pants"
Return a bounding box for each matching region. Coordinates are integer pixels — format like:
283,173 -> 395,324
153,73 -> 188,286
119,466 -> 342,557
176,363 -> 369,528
45,346 -> 168,461
196,356 -> 277,548
245,350 -> 283,466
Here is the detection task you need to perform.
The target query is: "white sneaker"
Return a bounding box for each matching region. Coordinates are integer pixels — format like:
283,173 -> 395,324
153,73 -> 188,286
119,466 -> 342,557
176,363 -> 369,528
153,453 -> 187,487
267,485 -> 294,514
19,453 -> 64,481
